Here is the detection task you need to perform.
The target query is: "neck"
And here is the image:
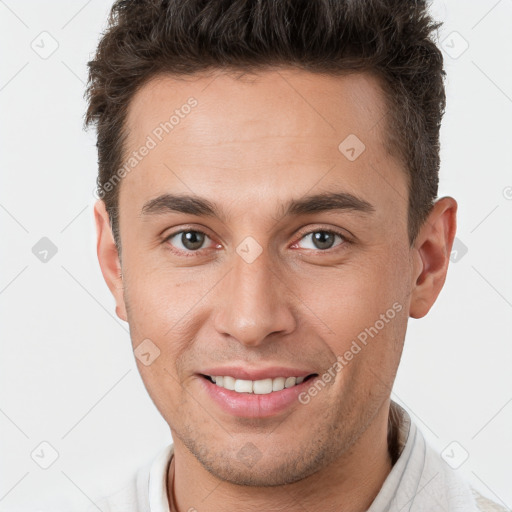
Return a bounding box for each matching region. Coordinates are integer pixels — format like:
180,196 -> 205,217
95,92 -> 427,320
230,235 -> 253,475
168,400 -> 394,512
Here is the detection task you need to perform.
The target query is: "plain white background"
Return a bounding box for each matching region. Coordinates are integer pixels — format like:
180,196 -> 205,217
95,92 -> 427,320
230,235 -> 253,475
1,0 -> 511,510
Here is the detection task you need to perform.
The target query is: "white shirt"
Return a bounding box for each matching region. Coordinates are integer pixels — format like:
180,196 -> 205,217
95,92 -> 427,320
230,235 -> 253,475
90,402 -> 505,512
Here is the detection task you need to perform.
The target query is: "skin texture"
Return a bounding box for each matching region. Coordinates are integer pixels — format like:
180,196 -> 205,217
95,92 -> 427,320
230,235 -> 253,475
94,69 -> 457,512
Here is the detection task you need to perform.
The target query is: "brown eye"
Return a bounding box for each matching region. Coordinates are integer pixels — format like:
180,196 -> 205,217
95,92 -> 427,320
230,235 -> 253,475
167,230 -> 209,251
296,230 -> 346,251
311,231 -> 336,250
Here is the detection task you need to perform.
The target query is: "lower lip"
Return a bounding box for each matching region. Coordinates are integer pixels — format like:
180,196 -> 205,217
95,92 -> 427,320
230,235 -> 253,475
199,376 -> 316,418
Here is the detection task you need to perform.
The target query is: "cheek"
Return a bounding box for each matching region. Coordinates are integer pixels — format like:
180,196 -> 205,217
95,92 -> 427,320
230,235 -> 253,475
122,268 -> 204,417
122,251 -> 202,329
296,257 -> 404,329
292,249 -> 410,375
122,259 -> 216,377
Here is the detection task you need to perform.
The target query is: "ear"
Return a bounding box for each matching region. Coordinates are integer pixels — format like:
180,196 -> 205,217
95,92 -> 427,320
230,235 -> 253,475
409,196 -> 458,319
94,199 -> 127,322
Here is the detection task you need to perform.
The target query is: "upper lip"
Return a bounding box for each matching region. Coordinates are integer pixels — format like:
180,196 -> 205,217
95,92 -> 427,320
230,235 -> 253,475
198,366 -> 316,381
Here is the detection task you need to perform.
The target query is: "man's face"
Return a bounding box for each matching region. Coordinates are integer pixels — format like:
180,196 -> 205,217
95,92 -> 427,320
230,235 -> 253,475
109,69 -> 417,485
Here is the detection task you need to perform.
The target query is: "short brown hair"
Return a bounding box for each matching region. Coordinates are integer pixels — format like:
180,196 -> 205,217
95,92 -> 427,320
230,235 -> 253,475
85,0 -> 446,249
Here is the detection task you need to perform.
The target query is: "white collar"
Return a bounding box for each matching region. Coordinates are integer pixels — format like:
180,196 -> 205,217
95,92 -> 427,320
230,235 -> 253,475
136,443 -> 173,512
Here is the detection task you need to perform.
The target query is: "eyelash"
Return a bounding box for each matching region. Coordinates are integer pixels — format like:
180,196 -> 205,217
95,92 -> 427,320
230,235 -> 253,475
163,227 -> 351,257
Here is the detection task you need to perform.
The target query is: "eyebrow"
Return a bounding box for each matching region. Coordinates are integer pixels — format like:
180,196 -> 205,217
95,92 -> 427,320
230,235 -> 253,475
140,191 -> 375,220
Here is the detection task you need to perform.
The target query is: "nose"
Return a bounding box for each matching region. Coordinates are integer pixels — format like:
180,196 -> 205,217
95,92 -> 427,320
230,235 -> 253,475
213,245 -> 297,347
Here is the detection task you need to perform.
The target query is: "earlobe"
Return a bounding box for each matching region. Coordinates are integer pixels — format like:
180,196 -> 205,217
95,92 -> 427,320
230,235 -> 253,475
409,197 -> 458,319
93,199 -> 128,322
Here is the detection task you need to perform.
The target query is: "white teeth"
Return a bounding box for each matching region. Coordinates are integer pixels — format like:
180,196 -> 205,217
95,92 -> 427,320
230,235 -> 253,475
272,377 -> 285,392
209,375 -> 308,394
223,375 -> 236,390
253,378 -> 273,394
234,379 -> 253,393
284,376 -> 296,388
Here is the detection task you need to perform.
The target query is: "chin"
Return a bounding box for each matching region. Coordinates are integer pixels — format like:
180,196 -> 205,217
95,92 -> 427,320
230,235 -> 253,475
184,435 -> 340,488
203,460 -> 317,487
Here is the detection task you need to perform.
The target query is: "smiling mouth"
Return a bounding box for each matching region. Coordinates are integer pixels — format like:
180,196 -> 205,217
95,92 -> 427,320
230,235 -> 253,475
200,373 -> 318,394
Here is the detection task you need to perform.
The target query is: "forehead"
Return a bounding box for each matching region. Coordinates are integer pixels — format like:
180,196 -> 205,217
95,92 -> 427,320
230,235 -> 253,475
125,68 -> 389,154
120,68 -> 407,225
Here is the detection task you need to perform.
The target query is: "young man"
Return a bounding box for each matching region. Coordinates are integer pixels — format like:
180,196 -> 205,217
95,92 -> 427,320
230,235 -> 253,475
86,1 -> 505,511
